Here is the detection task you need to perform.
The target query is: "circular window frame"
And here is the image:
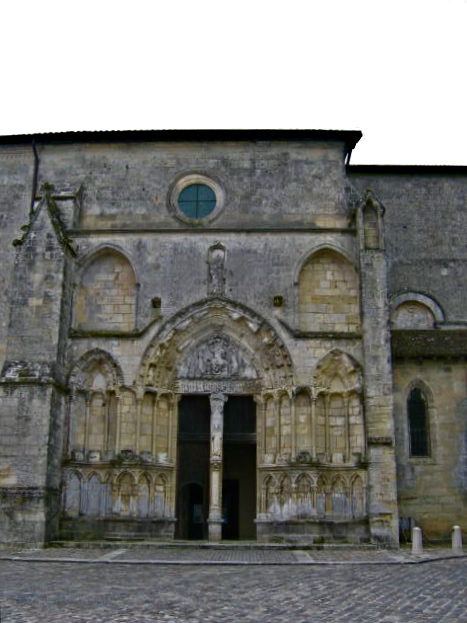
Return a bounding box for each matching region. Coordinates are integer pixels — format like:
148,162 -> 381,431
168,173 -> 225,225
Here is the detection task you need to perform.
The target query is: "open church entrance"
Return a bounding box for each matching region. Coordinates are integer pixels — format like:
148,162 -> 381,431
176,395 -> 256,540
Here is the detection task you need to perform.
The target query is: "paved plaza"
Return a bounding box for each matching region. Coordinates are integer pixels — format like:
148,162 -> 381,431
0,546 -> 466,622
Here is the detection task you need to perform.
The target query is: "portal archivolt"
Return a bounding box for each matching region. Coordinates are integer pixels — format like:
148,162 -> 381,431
139,298 -> 294,391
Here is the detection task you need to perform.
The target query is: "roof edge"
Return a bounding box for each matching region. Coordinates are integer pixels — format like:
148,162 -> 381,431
0,129 -> 362,150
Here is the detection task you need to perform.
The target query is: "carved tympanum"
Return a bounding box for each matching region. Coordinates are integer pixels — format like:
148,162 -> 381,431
177,335 -> 257,380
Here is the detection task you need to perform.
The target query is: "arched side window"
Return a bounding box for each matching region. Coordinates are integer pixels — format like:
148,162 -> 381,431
407,387 -> 430,457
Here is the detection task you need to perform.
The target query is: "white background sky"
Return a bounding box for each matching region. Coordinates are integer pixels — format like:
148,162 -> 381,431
1,0 -> 466,165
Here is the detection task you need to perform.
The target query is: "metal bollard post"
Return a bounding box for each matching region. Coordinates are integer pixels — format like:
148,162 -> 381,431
452,525 -> 463,553
412,526 -> 423,554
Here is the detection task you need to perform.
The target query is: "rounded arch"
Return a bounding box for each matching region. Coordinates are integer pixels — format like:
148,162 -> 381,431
69,348 -> 124,390
293,385 -> 312,398
390,292 -> 445,327
139,297 -> 294,390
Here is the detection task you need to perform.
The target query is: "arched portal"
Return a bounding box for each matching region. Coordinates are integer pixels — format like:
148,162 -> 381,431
139,298 -> 294,541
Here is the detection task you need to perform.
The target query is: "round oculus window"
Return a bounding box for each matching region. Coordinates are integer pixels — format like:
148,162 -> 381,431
178,183 -> 217,219
168,173 -> 225,224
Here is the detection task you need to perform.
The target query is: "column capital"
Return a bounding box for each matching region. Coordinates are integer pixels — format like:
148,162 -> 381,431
209,392 -> 228,406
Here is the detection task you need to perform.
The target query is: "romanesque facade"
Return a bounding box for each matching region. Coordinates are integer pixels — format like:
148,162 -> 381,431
0,130 -> 466,546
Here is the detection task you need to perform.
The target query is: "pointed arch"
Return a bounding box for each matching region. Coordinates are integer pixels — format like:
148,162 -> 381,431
314,349 -> 362,393
139,298 -> 294,390
331,474 -> 347,517
313,350 -> 365,464
64,470 -> 82,517
74,246 -> 137,332
350,474 -> 365,518
406,380 -> 434,458
262,474 -> 278,515
358,188 -> 385,250
69,348 -> 124,389
297,247 -> 360,333
294,390 -> 312,455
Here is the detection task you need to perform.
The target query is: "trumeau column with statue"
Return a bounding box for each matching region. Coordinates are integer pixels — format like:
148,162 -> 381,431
208,392 -> 228,542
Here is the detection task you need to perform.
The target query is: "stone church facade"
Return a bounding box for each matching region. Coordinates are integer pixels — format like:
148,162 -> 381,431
0,130 -> 466,547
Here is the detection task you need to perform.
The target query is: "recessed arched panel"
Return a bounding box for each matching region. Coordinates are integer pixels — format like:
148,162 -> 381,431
329,394 -> 345,463
88,393 -> 106,454
279,394 -> 292,455
295,392 -> 312,454
363,203 -> 379,249
390,292 -> 444,329
298,249 -> 360,333
119,389 -> 137,453
75,249 -> 137,332
391,301 -> 435,329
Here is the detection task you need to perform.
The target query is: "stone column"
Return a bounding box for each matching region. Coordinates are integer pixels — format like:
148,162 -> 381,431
208,392 -> 227,542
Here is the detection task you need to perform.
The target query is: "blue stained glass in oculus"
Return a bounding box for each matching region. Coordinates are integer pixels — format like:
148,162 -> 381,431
179,184 -> 216,219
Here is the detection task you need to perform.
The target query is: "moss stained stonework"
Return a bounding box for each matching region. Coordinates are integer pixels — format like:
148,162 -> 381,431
0,130 -> 466,546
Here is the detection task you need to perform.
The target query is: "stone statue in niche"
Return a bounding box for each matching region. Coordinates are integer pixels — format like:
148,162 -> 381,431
178,334 -> 257,380
207,244 -> 225,296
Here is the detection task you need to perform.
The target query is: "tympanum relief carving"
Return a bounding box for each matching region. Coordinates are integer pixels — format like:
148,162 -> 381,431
177,334 -> 257,380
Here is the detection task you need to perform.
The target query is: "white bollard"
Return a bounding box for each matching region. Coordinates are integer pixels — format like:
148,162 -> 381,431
452,525 -> 463,553
412,526 -> 423,554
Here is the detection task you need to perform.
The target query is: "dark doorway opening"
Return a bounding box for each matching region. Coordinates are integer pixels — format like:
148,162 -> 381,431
176,394 -> 256,540
181,483 -> 205,540
222,396 -> 256,540
176,395 -> 210,539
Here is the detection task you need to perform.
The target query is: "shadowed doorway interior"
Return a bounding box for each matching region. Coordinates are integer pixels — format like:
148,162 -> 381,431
176,395 -> 210,539
176,394 -> 256,540
222,396 -> 256,540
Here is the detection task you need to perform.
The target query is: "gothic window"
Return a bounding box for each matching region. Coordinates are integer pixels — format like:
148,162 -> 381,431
407,387 -> 430,457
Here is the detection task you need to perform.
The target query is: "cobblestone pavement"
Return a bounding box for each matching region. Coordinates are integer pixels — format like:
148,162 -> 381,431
0,548 -> 466,622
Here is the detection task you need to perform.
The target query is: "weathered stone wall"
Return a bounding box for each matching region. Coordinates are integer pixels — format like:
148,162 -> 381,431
33,141 -> 349,229
1,136 -> 466,545
349,167 -> 467,321
393,359 -> 467,540
0,145 -> 34,372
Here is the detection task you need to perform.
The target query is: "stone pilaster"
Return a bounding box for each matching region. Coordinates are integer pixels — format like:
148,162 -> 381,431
357,190 -> 399,546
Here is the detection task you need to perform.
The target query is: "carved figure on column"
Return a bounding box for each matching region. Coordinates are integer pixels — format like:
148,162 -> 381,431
210,392 -> 227,459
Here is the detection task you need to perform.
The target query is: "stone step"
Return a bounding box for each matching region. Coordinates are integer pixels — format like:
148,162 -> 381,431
48,539 -> 380,551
